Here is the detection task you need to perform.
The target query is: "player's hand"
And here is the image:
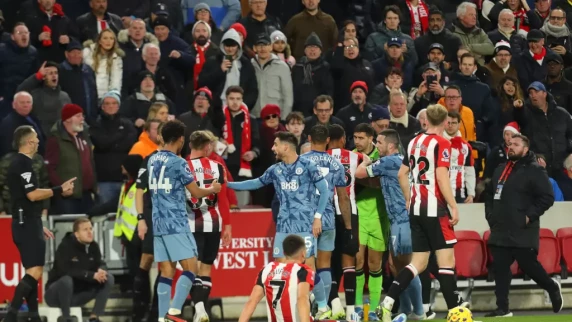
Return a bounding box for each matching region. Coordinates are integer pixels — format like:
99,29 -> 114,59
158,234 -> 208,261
211,179 -> 222,193
62,177 -> 77,196
138,219 -> 148,240
464,195 -> 474,204
449,207 -> 459,226
221,225 -> 232,247
405,199 -> 410,211
312,218 -> 322,237
43,227 -> 54,240
342,229 -> 358,255
362,154 -> 372,166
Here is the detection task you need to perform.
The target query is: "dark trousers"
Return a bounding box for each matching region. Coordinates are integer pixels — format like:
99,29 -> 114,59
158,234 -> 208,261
45,275 -> 114,317
490,246 -> 558,311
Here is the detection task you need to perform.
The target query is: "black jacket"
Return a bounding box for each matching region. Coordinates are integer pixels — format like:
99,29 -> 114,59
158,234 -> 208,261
453,73 -> 494,141
76,11 -> 123,42
484,151 -> 554,250
0,41 -> 38,103
335,103 -> 375,150
58,60 -> 98,124
0,112 -> 45,157
46,233 -> 107,291
414,29 -> 463,66
178,110 -> 221,158
515,48 -> 553,91
486,29 -> 527,60
302,115 -> 346,136
292,56 -> 334,116
483,144 -> 508,180
121,92 -> 175,124
239,14 -> 283,52
107,0 -> 150,19
117,29 -> 159,97
225,112 -> 261,181
330,46 -> 375,112
545,76 -> 572,114
389,115 -> 422,148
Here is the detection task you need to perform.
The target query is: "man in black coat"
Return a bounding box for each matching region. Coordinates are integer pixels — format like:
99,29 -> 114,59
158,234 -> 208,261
515,29 -> 554,91
484,134 -> 562,318
544,53 -> 572,114
239,0 -> 282,58
76,0 -> 123,42
414,9 -> 462,67
0,91 -> 45,157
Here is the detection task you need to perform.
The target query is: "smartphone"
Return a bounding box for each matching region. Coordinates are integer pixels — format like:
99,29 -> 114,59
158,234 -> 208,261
426,75 -> 437,85
225,54 -> 234,62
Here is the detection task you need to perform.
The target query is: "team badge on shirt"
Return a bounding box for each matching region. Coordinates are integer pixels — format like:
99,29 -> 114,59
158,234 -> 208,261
295,167 -> 303,175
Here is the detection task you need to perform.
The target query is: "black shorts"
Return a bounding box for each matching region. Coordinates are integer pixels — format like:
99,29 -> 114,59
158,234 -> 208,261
194,231 -> 221,265
334,214 -> 359,255
12,217 -> 46,269
410,215 -> 457,253
141,210 -> 154,255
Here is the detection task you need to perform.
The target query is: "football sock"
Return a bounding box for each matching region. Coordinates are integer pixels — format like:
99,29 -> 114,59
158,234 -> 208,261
438,268 -> 459,309
169,271 -> 195,315
383,264 -> 418,311
318,268 -> 332,303
368,268 -> 383,309
355,268 -> 365,306
157,277 -> 172,318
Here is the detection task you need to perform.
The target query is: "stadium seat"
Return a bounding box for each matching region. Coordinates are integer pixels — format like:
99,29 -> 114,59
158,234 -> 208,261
556,228 -> 572,276
454,230 -> 487,278
482,230 -> 519,277
538,228 -> 561,275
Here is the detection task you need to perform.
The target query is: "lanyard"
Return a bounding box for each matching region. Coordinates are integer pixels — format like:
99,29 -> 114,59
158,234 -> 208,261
498,161 -> 515,185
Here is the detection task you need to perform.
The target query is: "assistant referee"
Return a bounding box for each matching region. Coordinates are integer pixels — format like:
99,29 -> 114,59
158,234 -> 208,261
4,126 -> 75,322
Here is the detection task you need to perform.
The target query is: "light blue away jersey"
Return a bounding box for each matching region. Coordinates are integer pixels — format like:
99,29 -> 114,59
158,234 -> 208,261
301,150 -> 346,231
366,153 -> 409,225
148,150 -> 195,235
259,157 -> 324,233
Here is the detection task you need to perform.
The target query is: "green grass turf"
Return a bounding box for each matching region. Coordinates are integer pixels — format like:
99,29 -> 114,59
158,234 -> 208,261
431,315 -> 572,322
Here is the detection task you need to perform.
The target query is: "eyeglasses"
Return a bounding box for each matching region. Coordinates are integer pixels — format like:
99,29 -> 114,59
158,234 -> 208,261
264,114 -> 278,120
196,9 -> 209,13
344,45 -> 357,50
445,96 -> 461,100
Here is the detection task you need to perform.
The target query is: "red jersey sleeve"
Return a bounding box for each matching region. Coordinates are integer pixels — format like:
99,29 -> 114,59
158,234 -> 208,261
255,268 -> 264,287
435,138 -> 451,169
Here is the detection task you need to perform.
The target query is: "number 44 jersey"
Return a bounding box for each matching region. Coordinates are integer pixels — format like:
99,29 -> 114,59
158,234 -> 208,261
256,261 -> 315,322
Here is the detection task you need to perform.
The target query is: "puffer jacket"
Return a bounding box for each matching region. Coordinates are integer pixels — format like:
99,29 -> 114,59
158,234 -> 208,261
251,54 -> 293,119
0,41 -> 38,103
364,23 -> 418,65
82,41 -> 125,99
451,21 -> 494,65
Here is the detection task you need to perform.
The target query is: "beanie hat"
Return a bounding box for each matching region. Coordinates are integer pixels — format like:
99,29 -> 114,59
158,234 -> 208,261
350,80 -> 368,94
504,121 -> 520,134
194,87 -> 213,105
194,3 -> 211,15
305,32 -> 323,49
122,154 -> 143,179
138,70 -> 155,88
494,41 -> 511,56
101,90 -> 121,106
261,104 -> 281,120
191,20 -> 212,38
372,106 -> 390,121
270,30 -> 287,44
230,23 -> 247,41
61,104 -> 83,122
152,16 -> 170,29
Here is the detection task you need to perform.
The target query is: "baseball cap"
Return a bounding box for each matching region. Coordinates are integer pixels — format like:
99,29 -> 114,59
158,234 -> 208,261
527,29 -> 545,42
66,39 -> 82,51
423,62 -> 439,72
255,33 -> 271,45
546,52 -> 564,64
428,43 -> 444,54
387,37 -> 402,47
153,3 -> 169,16
528,81 -> 546,92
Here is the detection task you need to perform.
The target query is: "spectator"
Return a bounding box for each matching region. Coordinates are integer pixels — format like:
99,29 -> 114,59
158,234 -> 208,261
339,20 -> 358,48
76,0 -> 123,42
121,70 -> 174,129
484,121 -> 520,180
178,87 -> 221,157
118,19 -> 159,97
83,29 -> 124,99
452,45 -> 490,84
417,108 -> 428,130
145,2 -> 182,35
265,0 -> 303,27
182,0 -> 240,30
22,0 -> 77,63
414,9 -> 462,67
141,43 -> 178,103
45,218 -> 114,321
291,33 -> 333,116
492,76 -> 524,136
451,2 -> 494,65
388,90 -> 421,147
186,20 -> 218,95
198,28 -> 258,111
146,102 -> 170,122
46,104 -> 97,214
90,91 -> 138,203
544,53 -> 572,113
59,41 -> 99,124
516,29 -> 552,90
530,0 -> 552,29
393,0 -> 430,40
270,30 -> 295,68
485,41 -> 518,91
364,5 -> 417,64
181,3 -> 223,46
537,153 -> 565,201
303,95 -> 345,136
541,8 -> 572,66
284,0 -> 338,59
331,37 -> 375,111
414,43 -> 453,86
371,106 -> 391,135
558,0 -> 572,27
487,9 -> 528,59
436,85 -> 477,144
221,86 -> 261,205
409,63 -> 446,115
17,61 -> 72,135
556,152 -> 572,200
0,92 -> 45,157
107,0 -> 150,23
0,11 -> 7,43
153,16 -> 194,115
488,0 -> 536,34
239,0 -> 282,59
370,68 -> 407,106
336,81 -> 375,149
285,111 -> 307,153
444,110 -> 476,203
129,118 -> 161,158
251,33 -> 293,119
516,81 -> 572,176
0,23 -> 38,120
371,37 -> 415,90
229,21 -> 247,44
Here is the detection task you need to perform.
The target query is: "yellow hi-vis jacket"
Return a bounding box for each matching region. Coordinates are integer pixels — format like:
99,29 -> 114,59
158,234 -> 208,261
113,183 -> 138,241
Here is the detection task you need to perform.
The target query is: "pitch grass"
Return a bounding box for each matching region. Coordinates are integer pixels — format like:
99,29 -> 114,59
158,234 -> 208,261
432,314 -> 572,322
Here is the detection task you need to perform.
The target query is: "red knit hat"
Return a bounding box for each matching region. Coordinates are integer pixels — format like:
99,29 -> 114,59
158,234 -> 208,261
261,104 -> 281,119
350,80 -> 368,94
504,121 -> 520,134
61,104 -> 83,121
230,23 -> 247,42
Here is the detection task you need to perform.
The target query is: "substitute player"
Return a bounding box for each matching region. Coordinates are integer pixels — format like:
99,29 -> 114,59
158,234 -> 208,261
327,124 -> 364,319
186,131 -> 232,322
376,104 -> 460,322
356,129 -> 424,320
239,234 -> 315,322
147,120 -> 221,321
302,125 -> 356,320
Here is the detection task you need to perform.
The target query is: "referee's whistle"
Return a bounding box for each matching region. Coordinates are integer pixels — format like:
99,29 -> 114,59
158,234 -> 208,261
18,208 -> 24,225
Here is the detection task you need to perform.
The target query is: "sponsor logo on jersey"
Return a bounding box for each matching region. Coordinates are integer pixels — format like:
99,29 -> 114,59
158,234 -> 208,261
138,168 -> 146,178
20,172 -> 31,183
281,181 -> 299,191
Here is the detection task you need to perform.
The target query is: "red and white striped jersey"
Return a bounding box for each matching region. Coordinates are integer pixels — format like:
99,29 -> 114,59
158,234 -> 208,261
327,148 -> 363,215
449,137 -> 474,199
256,262 -> 315,322
186,157 -> 226,232
404,133 -> 451,217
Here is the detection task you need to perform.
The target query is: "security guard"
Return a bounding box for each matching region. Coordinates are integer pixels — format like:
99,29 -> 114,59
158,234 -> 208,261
4,125 -> 75,322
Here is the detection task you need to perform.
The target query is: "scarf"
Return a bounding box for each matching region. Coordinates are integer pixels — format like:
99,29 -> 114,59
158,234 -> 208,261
39,3 -> 64,47
541,22 -> 570,38
406,0 -> 429,39
532,46 -> 547,61
299,56 -> 315,85
391,112 -> 409,128
513,8 -> 530,32
193,41 -> 210,90
221,58 -> 241,104
223,104 -> 252,177
443,130 -> 461,140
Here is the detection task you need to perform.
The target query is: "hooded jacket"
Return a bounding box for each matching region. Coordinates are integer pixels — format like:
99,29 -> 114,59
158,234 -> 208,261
484,151 -> 554,250
82,40 -> 125,99
292,56 -> 334,116
251,53 -> 293,119
364,23 -> 418,65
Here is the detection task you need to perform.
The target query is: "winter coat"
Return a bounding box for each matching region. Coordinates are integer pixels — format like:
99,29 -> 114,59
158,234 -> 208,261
76,11 -> 123,42
451,22 -> 494,66
0,111 -> 45,157
486,29 -> 527,61
58,60 -> 98,123
117,29 -> 159,97
389,114 -> 422,148
330,46 -> 375,111
82,41 -> 124,99
239,14 -> 282,50
514,48 -> 554,91
291,56 -> 334,116
364,23 -> 418,65
0,41 -> 38,104
336,103 -> 375,149
371,54 -> 415,91
251,54 -> 294,119
545,77 -> 572,114
178,110 -> 221,158
452,73 -> 494,141
120,92 -> 175,124
484,59 -> 519,92
284,10 -> 338,59
414,29 -> 463,66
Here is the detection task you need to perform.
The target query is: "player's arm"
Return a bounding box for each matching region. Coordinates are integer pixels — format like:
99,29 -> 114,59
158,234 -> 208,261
436,167 -> 458,208
226,178 -> 265,191
297,282 -> 312,322
397,164 -> 411,206
23,161 -> 74,201
238,284 -> 264,322
336,187 -> 352,229
355,156 -> 372,179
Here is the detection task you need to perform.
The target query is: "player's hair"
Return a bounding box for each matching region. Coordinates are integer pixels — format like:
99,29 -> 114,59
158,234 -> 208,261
447,110 -> 461,122
354,123 -> 375,138
225,85 -> 244,97
426,104 -> 448,126
380,129 -> 401,149
12,125 -> 35,150
275,131 -> 298,149
285,111 -> 304,125
328,124 -> 345,141
73,217 -> 91,232
309,124 -> 329,144
511,133 -> 530,148
144,118 -> 162,132
190,130 -> 216,150
460,52 -> 476,65
313,95 -> 334,110
161,120 -> 186,144
282,234 -> 306,258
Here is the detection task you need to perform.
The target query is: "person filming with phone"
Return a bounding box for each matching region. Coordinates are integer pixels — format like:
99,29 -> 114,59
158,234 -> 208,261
3,125 -> 75,322
410,62 -> 446,116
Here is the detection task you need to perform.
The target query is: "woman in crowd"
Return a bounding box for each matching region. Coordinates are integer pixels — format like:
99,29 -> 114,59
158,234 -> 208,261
271,30 -> 296,68
83,29 -> 124,99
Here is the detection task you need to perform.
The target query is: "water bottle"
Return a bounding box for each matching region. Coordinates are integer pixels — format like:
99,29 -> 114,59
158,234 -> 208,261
363,298 -> 370,321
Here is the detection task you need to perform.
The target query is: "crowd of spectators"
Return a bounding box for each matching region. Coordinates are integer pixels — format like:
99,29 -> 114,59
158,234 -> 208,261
2,0 -> 572,216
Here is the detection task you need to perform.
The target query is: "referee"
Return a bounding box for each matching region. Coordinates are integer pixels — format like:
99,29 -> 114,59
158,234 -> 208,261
5,125 -> 75,322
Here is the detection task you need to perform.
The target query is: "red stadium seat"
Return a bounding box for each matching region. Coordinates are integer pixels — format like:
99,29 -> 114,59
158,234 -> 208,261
538,229 -> 561,275
454,230 -> 487,278
556,228 -> 572,274
482,230 -> 519,276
